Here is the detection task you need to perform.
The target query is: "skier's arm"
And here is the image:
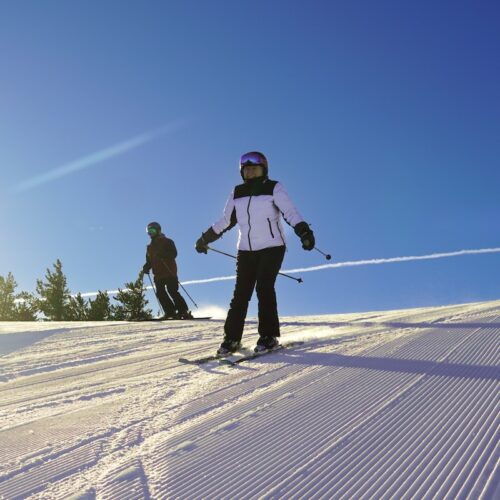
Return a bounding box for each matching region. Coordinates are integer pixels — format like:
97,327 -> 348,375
274,182 -> 315,250
163,238 -> 178,260
212,190 -> 237,236
195,191 -> 237,253
273,182 -> 304,227
142,252 -> 152,274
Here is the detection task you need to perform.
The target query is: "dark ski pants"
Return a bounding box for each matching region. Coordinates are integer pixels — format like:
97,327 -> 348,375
154,277 -> 188,316
224,245 -> 286,343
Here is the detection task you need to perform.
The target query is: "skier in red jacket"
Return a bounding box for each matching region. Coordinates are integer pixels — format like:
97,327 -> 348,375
143,222 -> 192,320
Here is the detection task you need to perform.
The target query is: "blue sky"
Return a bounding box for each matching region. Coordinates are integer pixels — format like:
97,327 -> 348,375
1,0 -> 499,316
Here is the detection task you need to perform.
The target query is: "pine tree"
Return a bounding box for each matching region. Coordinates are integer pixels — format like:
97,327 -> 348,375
14,292 -> 38,321
0,274 -> 39,321
66,293 -> 89,321
0,272 -> 18,320
113,273 -> 152,321
36,259 -> 71,320
88,291 -> 112,320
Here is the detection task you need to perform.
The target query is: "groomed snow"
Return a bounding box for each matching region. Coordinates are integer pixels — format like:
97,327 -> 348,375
0,300 -> 498,499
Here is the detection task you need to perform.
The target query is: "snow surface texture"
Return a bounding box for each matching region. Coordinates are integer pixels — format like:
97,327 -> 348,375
0,300 -> 498,499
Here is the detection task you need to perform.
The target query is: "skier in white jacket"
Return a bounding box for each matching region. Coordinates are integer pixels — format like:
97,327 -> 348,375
195,151 -> 315,355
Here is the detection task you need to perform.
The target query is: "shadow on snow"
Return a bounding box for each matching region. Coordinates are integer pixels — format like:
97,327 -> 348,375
277,350 -> 500,381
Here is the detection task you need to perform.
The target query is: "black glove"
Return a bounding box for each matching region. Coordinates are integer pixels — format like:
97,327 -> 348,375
294,221 -> 315,251
195,227 -> 220,254
142,264 -> 151,274
195,236 -> 208,254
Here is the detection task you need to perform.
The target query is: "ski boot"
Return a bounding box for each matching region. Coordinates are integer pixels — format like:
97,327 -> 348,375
161,312 -> 177,320
176,310 -> 194,320
217,339 -> 241,357
254,336 -> 280,353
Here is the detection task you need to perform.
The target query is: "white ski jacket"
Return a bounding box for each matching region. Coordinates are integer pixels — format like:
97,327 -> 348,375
212,178 -> 304,251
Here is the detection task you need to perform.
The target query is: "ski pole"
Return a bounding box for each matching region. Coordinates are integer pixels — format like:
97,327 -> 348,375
160,260 -> 199,309
145,272 -> 164,315
206,246 -> 237,260
178,283 -> 198,308
207,246 -> 303,283
314,247 -> 332,260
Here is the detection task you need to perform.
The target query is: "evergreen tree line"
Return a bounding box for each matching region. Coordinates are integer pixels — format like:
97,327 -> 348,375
0,259 -> 153,321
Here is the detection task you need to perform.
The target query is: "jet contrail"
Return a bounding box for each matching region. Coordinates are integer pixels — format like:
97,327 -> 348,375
79,247 -> 500,297
282,247 -> 500,274
12,120 -> 189,192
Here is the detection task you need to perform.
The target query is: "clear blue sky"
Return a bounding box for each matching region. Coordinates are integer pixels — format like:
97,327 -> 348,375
1,0 -> 499,316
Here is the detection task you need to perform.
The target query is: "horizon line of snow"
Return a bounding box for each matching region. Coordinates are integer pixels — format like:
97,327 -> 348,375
79,247 -> 500,298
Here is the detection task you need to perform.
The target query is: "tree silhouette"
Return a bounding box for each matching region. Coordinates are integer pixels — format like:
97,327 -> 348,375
36,259 -> 71,320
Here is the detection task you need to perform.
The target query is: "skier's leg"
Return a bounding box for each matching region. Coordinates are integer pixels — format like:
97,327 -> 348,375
165,278 -> 189,315
154,279 -> 176,317
255,246 -> 286,338
223,251 -> 257,343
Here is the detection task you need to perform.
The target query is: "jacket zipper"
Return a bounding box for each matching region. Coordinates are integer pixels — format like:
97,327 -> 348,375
247,196 -> 253,250
267,218 -> 275,238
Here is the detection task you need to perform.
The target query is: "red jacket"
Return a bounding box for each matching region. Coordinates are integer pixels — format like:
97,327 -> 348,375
145,233 -> 178,279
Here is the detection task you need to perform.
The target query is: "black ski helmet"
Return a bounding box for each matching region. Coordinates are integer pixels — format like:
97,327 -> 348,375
147,221 -> 161,236
239,151 -> 268,179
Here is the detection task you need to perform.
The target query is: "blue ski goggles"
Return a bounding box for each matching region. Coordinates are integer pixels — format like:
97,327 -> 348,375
240,152 -> 267,167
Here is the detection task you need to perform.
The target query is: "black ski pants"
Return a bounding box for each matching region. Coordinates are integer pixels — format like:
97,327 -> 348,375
224,245 -> 286,342
154,277 -> 188,316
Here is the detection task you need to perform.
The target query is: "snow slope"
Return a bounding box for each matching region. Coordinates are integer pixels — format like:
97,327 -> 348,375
0,300 -> 498,499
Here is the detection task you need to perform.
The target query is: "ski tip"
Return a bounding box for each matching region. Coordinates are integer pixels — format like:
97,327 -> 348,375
178,354 -> 221,365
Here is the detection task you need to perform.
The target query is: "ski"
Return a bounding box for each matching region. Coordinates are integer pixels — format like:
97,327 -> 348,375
219,341 -> 304,366
162,316 -> 212,321
178,346 -> 252,365
179,353 -> 221,365
134,316 -> 212,322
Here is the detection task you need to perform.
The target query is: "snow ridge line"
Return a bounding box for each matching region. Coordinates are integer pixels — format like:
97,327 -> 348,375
386,384 -> 496,494
152,329 -> 449,496
284,377 -> 495,499
1,306 -> 497,498
324,333 -> 498,498
301,366 -> 497,499
100,458 -> 151,500
160,366 -> 418,497
199,324 -> 492,493
2,348 -> 308,480
0,341 -> 208,399
249,317 -> 499,499
149,332 -> 421,469
0,328 -> 446,480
